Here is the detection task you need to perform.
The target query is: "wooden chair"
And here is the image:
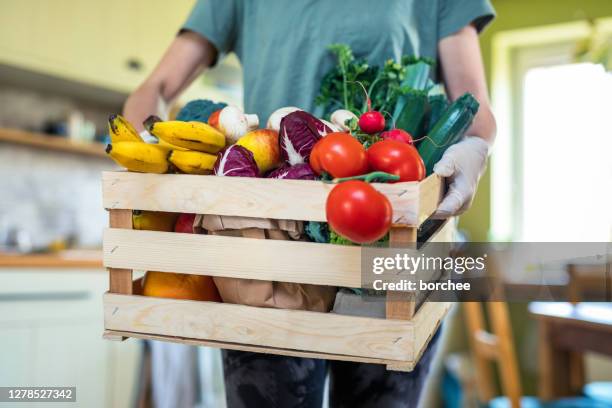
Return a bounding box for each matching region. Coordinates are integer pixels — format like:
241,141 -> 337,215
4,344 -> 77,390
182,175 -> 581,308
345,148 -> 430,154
567,262 -> 612,404
567,262 -> 612,304
462,260 -> 612,408
462,252 -> 523,407
463,301 -> 524,408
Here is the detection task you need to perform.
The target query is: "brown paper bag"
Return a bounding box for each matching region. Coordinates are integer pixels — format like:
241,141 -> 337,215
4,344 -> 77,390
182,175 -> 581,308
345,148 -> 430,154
195,215 -> 337,312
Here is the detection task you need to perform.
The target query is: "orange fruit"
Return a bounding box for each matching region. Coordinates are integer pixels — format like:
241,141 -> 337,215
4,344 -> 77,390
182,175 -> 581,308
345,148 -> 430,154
142,271 -> 221,302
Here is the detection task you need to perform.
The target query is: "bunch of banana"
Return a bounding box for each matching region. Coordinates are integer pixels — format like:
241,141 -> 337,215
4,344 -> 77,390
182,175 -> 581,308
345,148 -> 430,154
144,115 -> 225,154
158,137 -> 188,151
132,210 -> 178,232
108,114 -> 143,143
106,141 -> 170,174
106,114 -> 224,175
169,150 -> 217,175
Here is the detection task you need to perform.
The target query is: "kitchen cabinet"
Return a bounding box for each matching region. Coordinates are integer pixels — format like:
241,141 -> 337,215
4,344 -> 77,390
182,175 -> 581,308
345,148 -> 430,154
0,269 -> 140,408
0,0 -> 196,93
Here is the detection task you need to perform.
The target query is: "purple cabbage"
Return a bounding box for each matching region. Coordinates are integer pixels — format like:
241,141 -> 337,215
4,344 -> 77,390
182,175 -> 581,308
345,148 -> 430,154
279,111 -> 333,165
213,145 -> 259,177
266,163 -> 317,180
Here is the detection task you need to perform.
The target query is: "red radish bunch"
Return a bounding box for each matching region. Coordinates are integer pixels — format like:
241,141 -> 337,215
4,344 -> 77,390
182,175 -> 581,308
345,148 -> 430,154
359,111 -> 385,134
355,82 -> 385,134
380,129 -> 413,144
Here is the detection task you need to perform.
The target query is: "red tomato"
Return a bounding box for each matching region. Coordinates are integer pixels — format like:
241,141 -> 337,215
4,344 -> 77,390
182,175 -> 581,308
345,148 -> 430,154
326,180 -> 392,243
310,132 -> 369,178
367,140 -> 425,182
358,111 -> 385,134
380,129 -> 413,144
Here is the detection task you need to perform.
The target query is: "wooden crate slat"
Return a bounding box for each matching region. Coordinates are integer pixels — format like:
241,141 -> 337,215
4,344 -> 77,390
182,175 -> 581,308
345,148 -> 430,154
104,298 -> 451,367
102,172 -> 442,226
104,293 -> 418,361
412,302 -> 452,358
103,329 -> 417,371
416,174 -> 446,225
104,228 -> 362,287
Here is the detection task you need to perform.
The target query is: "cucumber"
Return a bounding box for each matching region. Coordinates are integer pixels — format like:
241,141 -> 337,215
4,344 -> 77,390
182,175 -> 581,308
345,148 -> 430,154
396,89 -> 430,139
427,94 -> 449,134
418,93 -> 480,175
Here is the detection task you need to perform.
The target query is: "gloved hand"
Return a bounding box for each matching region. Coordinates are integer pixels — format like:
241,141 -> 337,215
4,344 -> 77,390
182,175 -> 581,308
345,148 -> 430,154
433,136 -> 490,218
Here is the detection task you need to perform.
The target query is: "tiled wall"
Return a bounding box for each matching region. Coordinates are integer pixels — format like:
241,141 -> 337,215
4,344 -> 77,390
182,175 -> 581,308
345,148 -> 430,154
0,143 -> 115,249
0,85 -> 119,250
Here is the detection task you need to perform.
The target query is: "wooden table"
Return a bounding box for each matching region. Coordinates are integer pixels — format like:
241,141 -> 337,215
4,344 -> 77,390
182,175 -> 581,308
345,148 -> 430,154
529,302 -> 612,400
0,250 -> 102,268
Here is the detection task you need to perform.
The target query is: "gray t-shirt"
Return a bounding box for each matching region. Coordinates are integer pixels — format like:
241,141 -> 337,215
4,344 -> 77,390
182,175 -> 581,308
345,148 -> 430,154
183,0 -> 495,123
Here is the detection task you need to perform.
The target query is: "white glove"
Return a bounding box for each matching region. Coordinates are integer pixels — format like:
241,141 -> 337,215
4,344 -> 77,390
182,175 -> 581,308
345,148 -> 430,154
433,136 -> 490,218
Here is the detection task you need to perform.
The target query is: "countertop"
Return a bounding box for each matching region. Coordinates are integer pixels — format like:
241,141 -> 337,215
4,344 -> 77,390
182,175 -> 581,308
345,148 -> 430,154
0,249 -> 103,268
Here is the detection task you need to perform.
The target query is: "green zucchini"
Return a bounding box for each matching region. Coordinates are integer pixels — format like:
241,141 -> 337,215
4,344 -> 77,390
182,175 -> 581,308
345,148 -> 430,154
396,89 -> 430,139
418,93 -> 480,175
427,94 -> 449,134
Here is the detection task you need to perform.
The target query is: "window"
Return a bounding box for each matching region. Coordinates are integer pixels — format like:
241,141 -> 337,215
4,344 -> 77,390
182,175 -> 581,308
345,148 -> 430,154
491,20 -> 612,242
521,63 -> 611,241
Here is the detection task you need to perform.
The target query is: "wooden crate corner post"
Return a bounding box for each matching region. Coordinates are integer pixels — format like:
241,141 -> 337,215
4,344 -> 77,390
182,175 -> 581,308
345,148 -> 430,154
106,208 -> 133,341
385,225 -> 418,371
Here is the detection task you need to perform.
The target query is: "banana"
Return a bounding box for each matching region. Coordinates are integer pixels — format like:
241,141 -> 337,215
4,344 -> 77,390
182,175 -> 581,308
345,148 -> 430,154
169,150 -> 217,174
108,114 -> 143,143
106,141 -> 170,173
158,137 -> 188,151
132,210 -> 178,232
144,115 -> 225,154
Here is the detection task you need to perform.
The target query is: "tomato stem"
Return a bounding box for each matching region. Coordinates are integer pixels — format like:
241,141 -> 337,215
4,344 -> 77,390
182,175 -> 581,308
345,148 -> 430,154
326,171 -> 400,184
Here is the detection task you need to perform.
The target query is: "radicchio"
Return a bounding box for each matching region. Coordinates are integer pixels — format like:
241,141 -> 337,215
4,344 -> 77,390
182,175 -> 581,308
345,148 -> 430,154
279,111 -> 333,165
213,145 -> 259,177
266,163 -> 317,180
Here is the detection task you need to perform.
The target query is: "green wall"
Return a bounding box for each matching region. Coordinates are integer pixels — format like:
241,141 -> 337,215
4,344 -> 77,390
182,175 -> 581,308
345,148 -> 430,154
458,0 -> 612,241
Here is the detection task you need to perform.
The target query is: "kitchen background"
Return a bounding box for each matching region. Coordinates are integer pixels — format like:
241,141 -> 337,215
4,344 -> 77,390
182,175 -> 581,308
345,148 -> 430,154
0,0 -> 610,407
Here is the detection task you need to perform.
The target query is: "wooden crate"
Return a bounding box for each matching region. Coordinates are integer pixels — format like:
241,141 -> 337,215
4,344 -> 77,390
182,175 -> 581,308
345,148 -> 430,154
102,171 -> 453,371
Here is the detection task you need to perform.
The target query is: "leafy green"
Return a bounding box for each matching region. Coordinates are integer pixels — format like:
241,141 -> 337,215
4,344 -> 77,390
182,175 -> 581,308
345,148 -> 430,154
391,61 -> 432,122
353,132 -> 382,149
329,230 -> 355,246
316,44 -> 375,117
316,44 -> 435,122
329,229 -> 390,246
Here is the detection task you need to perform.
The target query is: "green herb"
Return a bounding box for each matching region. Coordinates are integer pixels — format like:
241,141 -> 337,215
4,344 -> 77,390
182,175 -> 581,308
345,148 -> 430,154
328,229 -> 390,246
354,132 -> 381,149
329,230 -> 356,246
316,44 -> 435,121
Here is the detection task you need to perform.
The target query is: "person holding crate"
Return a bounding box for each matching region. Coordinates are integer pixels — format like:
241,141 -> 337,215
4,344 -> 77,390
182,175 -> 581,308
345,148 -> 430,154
124,0 -> 497,406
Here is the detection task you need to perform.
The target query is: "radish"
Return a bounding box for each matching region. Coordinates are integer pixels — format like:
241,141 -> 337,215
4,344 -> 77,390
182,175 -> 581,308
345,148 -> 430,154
380,129 -> 413,144
354,82 -> 385,134
359,111 -> 385,134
